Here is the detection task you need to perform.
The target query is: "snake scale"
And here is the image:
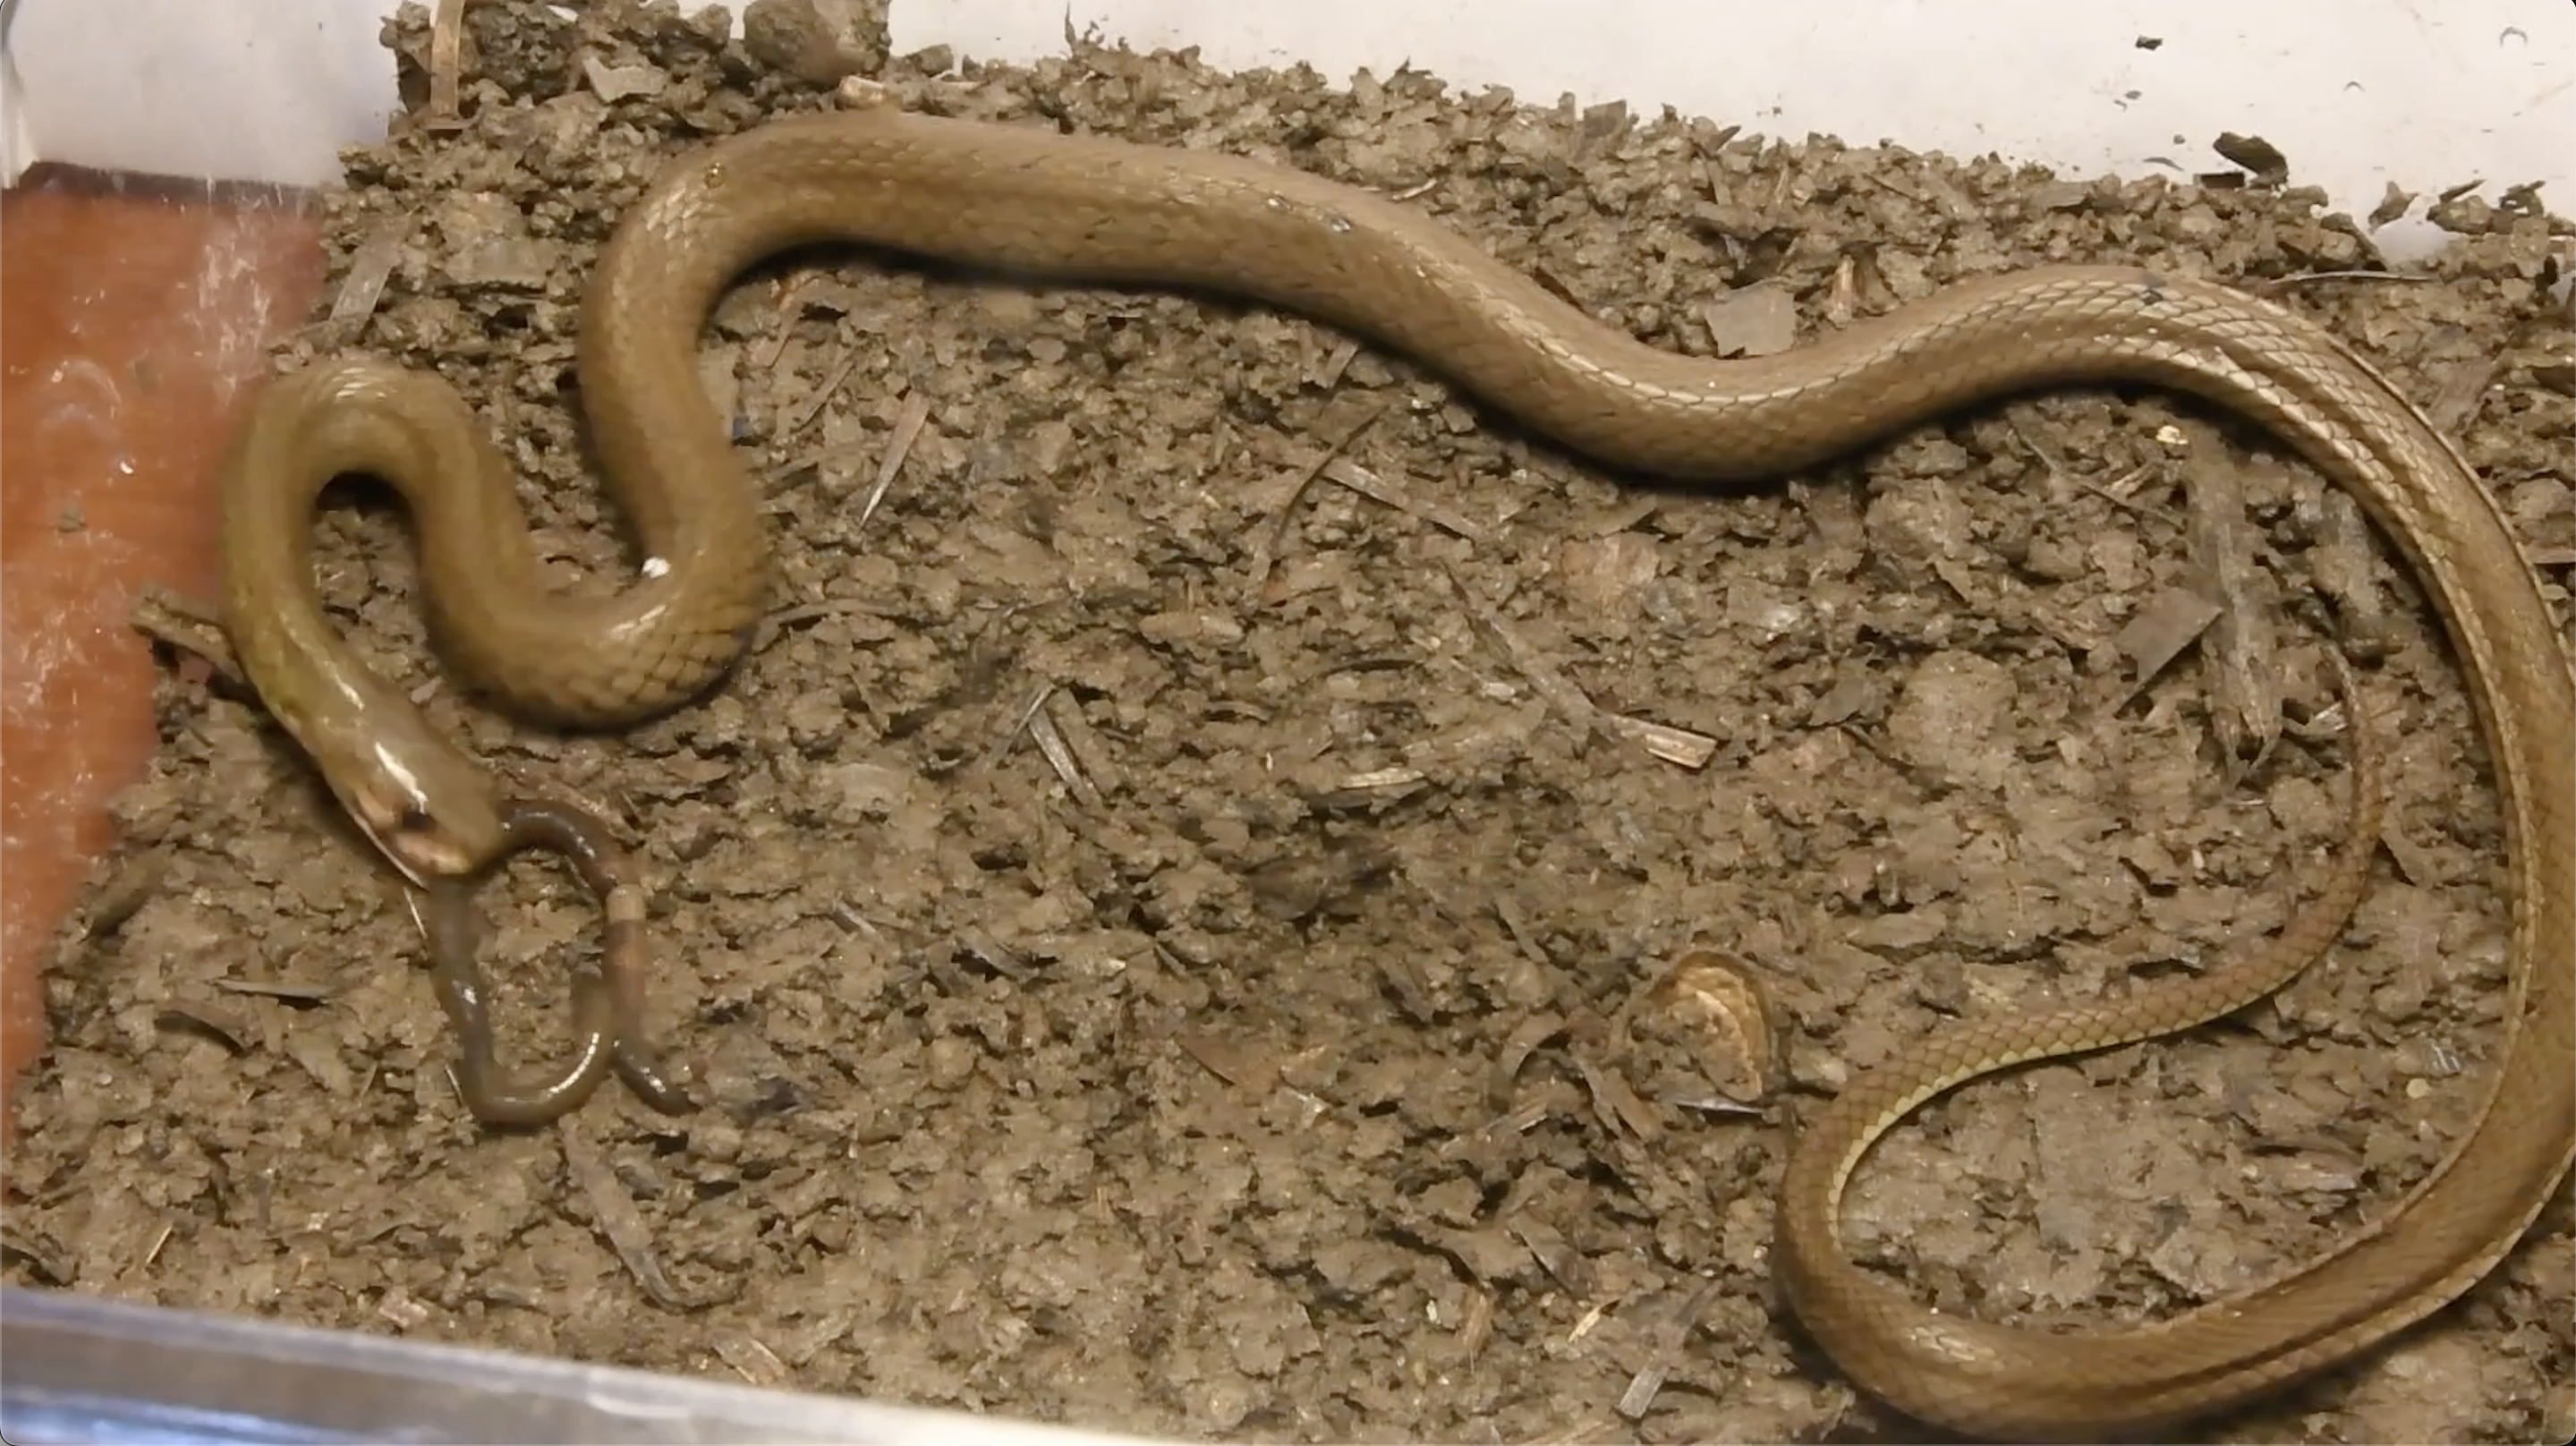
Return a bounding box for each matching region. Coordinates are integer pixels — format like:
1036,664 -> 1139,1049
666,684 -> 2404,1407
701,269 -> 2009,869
219,90 -> 2575,1440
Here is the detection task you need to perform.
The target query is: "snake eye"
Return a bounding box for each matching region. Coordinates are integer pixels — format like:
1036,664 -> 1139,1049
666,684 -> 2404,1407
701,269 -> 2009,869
395,802 -> 435,833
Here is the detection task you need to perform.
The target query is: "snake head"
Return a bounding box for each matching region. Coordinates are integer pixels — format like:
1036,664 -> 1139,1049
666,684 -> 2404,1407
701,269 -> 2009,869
260,676 -> 511,888
338,762 -> 503,887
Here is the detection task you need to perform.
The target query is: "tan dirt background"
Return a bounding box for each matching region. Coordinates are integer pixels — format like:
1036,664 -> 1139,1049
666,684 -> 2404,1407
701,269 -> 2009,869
6,1 -> 2572,1441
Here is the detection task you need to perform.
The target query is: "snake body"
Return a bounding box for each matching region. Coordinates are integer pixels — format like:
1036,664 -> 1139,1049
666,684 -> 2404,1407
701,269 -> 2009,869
222,96 -> 2575,1439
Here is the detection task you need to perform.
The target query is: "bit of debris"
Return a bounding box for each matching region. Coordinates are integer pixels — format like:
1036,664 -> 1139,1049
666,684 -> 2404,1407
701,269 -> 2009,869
2213,132 -> 2291,187
744,0 -> 889,87
1700,280 -> 1800,357
2113,586 -> 2224,694
2177,421 -> 2283,769
558,1120 -> 739,1312
1449,568 -> 1721,770
424,0 -> 470,131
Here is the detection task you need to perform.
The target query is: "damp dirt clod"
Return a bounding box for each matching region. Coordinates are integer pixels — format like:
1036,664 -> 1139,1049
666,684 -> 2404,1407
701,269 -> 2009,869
8,2 -> 2574,1442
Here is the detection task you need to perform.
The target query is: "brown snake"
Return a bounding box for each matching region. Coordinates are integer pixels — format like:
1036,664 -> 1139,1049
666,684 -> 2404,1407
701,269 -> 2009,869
221,88 -> 2574,1439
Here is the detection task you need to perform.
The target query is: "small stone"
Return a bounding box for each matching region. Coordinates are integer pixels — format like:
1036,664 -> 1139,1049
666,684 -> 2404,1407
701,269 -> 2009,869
743,0 -> 888,86
582,56 -> 665,102
1700,281 -> 1798,357
924,1035 -> 978,1090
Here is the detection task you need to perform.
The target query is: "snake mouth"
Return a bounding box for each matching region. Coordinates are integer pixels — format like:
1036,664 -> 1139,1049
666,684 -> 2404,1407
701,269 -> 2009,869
341,790 -> 483,888
355,821 -> 436,889
378,829 -> 481,888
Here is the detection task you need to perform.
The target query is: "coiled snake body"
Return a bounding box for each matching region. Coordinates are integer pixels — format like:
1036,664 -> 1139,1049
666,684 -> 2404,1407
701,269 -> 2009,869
221,92 -> 2575,1440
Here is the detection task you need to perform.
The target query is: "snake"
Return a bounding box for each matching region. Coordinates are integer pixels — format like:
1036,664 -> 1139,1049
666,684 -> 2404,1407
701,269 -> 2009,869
218,85 -> 2574,1440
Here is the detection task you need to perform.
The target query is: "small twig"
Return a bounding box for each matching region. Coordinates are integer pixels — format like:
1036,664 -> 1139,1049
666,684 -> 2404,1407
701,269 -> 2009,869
1318,456 -> 1490,542
982,683 -> 1058,772
319,217 -> 411,345
213,977 -> 342,1003
557,1119 -> 739,1310
2008,423 -> 2181,530
782,339 -> 862,438
1444,567 -> 1718,770
1025,700 -> 1104,809
2069,463 -> 2176,523
753,276 -> 818,370
855,389 -> 931,535
2253,269 -> 2434,293
749,598 -> 897,658
1614,1279 -> 1726,1422
1251,404 -> 1388,592
130,584 -> 247,688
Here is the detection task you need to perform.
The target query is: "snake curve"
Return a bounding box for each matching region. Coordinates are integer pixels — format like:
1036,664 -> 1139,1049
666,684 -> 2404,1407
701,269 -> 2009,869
219,92 -> 2576,1441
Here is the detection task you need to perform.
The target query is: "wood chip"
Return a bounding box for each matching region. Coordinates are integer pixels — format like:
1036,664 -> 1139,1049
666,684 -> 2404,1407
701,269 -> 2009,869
2427,354 -> 2501,435
2114,586 -> 2223,693
2308,487 -> 2393,662
1700,280 -> 1799,357
711,1329 -> 792,1387
1614,1280 -> 1725,1421
1041,691 -> 1125,796
582,57 -> 665,103
425,0 -> 470,131
1572,1048 -> 1662,1142
1459,1287 -> 1495,1362
1492,895 -> 1552,966
2212,131 -> 2290,186
2180,425 -> 2280,767
1448,568 -> 1718,770
956,928 -> 1031,980
285,1030 -> 353,1098
78,851 -> 168,940
376,1288 -> 432,1330
559,1120 -> 737,1311
1508,1215 -> 1594,1296
156,1003 -> 253,1053
129,583 -> 245,688
321,218 -> 411,345
1315,338 -> 1360,387
1490,1011 -> 1569,1109
1320,456 -> 1489,542
1304,766 -> 1430,811
2377,818 -> 2442,888
1175,1030 -> 1279,1093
